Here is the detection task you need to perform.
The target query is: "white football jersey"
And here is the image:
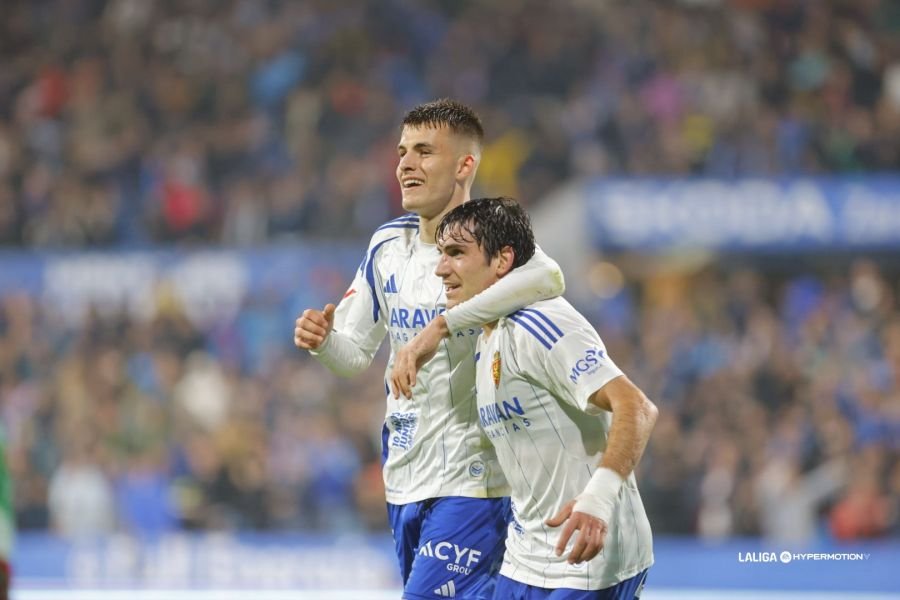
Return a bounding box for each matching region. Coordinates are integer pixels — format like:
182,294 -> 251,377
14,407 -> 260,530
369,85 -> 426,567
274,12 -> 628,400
316,214 -> 511,504
475,297 -> 654,590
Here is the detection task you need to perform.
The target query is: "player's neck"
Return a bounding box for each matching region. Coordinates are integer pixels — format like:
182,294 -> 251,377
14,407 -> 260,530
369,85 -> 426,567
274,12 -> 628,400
418,215 -> 440,245
418,188 -> 470,244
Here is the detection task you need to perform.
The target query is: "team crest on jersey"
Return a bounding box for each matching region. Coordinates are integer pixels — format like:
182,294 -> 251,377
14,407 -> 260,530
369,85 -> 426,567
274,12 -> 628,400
492,351 -> 501,388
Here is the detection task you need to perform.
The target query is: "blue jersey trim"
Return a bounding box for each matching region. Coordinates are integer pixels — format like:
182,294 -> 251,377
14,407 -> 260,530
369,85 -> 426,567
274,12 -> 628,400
383,213 -> 418,223
508,313 -> 552,349
519,308 -> 564,338
510,310 -> 560,347
376,223 -> 419,232
376,214 -> 419,232
381,422 -> 390,465
365,236 -> 398,322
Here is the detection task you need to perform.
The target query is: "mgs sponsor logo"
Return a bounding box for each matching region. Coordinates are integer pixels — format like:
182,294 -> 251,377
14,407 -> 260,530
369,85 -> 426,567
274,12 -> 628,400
568,347 -> 606,383
418,540 -> 482,575
468,460 -> 485,479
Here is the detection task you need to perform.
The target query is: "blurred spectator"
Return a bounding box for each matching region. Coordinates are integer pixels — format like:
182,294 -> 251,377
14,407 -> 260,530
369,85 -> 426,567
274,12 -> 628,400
829,447 -> 892,540
46,437 -> 116,539
115,445 -> 177,538
755,455 -> 846,543
2,0 -> 900,248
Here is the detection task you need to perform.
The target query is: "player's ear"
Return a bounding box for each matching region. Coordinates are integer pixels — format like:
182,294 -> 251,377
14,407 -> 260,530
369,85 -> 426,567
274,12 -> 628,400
457,153 -> 477,179
496,246 -> 515,278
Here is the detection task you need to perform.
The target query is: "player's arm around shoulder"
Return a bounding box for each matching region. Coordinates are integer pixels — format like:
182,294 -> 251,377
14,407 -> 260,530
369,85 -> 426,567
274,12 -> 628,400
441,245 -> 565,336
527,245 -> 566,297
390,252 -> 567,399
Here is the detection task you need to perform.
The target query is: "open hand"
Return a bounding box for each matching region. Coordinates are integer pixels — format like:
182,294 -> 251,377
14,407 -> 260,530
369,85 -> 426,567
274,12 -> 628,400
545,499 -> 608,564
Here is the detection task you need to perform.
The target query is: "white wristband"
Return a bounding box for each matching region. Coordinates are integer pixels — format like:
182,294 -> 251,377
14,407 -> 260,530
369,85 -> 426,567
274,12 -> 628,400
572,467 -> 625,524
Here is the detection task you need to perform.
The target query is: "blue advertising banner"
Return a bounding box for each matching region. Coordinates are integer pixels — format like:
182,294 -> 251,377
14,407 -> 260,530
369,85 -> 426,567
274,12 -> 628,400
13,533 -> 400,590
0,243 -> 365,327
12,533 -> 900,593
584,177 -> 900,250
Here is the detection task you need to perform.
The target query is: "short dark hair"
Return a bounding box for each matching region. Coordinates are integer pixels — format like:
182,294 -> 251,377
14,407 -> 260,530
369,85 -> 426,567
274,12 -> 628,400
402,98 -> 484,146
436,197 -> 536,269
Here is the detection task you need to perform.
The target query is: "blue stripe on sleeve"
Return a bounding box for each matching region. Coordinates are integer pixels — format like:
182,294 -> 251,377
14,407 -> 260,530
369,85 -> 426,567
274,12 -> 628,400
375,214 -> 419,232
385,213 -> 418,224
365,236 -> 398,322
520,308 -> 564,338
375,223 -> 419,232
508,314 -> 552,349
510,310 -> 559,344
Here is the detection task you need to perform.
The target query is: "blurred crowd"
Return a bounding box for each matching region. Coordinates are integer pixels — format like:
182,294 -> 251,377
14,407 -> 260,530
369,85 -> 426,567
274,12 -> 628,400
2,0 -> 900,247
2,284 -> 391,536
1,256 -> 898,543
590,258 -> 900,542
1,0 -> 899,547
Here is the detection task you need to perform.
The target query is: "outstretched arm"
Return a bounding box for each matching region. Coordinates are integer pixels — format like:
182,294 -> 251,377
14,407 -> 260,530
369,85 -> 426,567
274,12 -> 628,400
546,376 -> 658,564
390,247 -> 565,397
444,246 -> 565,332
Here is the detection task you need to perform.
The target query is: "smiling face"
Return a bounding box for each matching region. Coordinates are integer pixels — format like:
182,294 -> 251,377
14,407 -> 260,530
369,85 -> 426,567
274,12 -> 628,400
396,124 -> 476,221
435,222 -> 512,309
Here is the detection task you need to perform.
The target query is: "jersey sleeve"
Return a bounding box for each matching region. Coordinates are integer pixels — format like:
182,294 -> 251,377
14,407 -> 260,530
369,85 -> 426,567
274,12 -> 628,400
310,233 -> 391,377
515,308 -> 623,415
442,245 -> 565,333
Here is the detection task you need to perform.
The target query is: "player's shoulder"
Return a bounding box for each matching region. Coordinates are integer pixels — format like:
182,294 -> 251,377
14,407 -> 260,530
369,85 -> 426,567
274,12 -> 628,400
503,298 -> 591,351
367,213 -> 419,247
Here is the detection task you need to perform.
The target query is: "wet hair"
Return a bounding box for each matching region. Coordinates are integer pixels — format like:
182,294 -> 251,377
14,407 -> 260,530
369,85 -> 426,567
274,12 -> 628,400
401,98 -> 484,146
436,197 -> 536,269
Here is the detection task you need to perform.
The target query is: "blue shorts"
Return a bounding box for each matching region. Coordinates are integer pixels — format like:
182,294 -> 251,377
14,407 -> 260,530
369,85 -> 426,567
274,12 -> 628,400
387,496 -> 511,600
492,569 -> 648,600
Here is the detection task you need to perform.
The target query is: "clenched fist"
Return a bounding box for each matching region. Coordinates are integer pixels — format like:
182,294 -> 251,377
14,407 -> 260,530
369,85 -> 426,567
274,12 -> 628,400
294,304 -> 336,350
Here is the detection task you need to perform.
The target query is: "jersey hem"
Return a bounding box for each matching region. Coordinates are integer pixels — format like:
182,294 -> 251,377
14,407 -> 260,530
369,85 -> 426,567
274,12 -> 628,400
499,556 -> 654,591
385,485 -> 511,505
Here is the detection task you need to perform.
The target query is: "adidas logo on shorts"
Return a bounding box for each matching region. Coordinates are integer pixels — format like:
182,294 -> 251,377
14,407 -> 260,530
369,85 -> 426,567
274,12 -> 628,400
433,579 -> 456,597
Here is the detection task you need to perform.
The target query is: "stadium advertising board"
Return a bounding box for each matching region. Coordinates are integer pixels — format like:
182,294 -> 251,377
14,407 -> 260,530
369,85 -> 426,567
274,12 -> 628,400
586,177 -> 900,250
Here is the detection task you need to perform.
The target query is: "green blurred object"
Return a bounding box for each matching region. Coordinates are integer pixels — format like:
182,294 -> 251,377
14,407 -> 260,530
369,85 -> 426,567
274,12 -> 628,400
0,430 -> 12,600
